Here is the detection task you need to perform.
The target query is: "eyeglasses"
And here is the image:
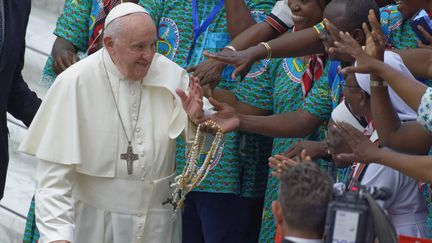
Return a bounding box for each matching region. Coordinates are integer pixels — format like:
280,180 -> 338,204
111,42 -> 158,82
339,83 -> 361,89
338,78 -> 361,89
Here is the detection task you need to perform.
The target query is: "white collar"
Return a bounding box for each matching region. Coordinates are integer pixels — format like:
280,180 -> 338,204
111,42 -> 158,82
284,236 -> 322,243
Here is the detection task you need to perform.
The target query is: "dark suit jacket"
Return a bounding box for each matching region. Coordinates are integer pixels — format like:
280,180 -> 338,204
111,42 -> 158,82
0,0 -> 41,199
282,239 -> 295,243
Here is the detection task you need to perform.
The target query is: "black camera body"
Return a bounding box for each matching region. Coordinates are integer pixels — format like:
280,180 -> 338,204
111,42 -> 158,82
323,185 -> 391,243
323,189 -> 374,243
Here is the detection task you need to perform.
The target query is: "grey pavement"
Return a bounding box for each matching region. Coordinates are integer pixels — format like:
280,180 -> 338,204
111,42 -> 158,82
0,1 -> 63,242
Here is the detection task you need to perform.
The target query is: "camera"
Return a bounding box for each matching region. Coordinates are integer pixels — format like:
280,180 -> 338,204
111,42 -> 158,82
323,183 -> 392,243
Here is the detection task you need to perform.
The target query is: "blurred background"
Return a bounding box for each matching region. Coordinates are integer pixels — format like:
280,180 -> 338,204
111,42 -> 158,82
0,1 -> 64,242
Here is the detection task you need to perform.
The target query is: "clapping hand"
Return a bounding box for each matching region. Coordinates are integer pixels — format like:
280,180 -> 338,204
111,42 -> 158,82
283,140 -> 328,161
176,76 -> 205,125
331,122 -> 380,163
269,150 -> 312,179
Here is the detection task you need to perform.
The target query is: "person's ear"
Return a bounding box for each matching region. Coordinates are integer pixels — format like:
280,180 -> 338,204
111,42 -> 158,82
103,36 -> 115,53
272,200 -> 284,226
352,28 -> 366,45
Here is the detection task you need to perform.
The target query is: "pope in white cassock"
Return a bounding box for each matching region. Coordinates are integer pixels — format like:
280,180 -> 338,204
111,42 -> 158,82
19,3 -> 234,243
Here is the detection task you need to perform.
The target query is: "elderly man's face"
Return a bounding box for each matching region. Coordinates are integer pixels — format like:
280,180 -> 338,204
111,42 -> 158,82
106,13 -> 157,81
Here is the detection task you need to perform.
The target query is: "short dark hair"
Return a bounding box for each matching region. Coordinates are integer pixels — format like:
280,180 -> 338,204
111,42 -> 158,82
279,163 -> 333,235
318,0 -> 333,10
328,0 -> 380,31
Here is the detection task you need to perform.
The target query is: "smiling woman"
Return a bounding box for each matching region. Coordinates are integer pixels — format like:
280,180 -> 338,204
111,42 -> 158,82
289,0 -> 330,30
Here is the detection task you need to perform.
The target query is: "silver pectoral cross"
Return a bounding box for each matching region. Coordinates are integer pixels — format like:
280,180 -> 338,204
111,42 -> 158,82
120,145 -> 139,174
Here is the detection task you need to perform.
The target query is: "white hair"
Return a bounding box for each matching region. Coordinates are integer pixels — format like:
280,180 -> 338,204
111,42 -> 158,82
103,17 -> 125,43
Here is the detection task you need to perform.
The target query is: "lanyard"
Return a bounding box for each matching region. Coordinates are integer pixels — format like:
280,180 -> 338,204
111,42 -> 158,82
192,0 -> 224,43
187,0 -> 224,63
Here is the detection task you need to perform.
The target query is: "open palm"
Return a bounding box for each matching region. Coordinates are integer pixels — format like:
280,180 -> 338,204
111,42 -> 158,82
176,76 -> 205,125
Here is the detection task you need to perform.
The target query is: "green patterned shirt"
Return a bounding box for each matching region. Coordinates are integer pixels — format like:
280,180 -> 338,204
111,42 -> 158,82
139,0 -> 276,197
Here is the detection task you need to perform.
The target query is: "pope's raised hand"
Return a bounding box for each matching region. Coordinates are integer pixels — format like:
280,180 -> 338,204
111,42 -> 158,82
176,76 -> 205,125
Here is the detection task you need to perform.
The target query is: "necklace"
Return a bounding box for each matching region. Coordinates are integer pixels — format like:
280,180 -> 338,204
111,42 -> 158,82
102,50 -> 143,175
163,120 -> 223,213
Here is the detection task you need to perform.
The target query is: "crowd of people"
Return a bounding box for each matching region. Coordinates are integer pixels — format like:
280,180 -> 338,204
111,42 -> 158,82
3,0 -> 432,242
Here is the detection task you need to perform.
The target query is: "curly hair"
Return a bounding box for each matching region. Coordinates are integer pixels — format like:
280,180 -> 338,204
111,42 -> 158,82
279,162 -> 334,235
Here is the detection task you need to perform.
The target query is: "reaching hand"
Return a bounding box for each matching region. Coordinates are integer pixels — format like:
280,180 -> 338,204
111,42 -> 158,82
186,59 -> 226,96
51,37 -> 79,75
53,49 -> 78,74
208,97 -> 240,133
203,49 -> 254,79
328,10 -> 386,75
363,10 -> 386,61
283,140 -> 327,160
417,25 -> 432,49
324,19 -> 356,63
331,122 -> 380,163
176,76 -> 205,125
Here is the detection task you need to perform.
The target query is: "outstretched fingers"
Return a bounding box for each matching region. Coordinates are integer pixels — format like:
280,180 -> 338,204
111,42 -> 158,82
175,88 -> 188,104
362,22 -> 372,40
203,50 -> 238,65
368,9 -> 382,34
324,19 -> 341,43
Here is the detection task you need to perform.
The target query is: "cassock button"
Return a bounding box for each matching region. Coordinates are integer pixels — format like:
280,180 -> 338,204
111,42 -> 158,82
133,116 -> 138,121
138,139 -> 143,145
140,151 -> 145,157
131,91 -> 135,95
141,165 -> 145,169
136,128 -> 141,133
133,103 -> 137,108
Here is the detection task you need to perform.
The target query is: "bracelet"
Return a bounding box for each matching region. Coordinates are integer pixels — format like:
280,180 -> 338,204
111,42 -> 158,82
313,21 -> 325,35
259,42 -> 272,59
224,45 -> 237,52
370,80 -> 387,87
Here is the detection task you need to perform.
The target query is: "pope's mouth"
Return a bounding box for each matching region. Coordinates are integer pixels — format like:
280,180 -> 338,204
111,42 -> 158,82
136,62 -> 149,68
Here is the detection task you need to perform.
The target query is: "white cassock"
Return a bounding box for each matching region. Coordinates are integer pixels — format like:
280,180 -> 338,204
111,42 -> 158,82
19,49 -> 198,243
